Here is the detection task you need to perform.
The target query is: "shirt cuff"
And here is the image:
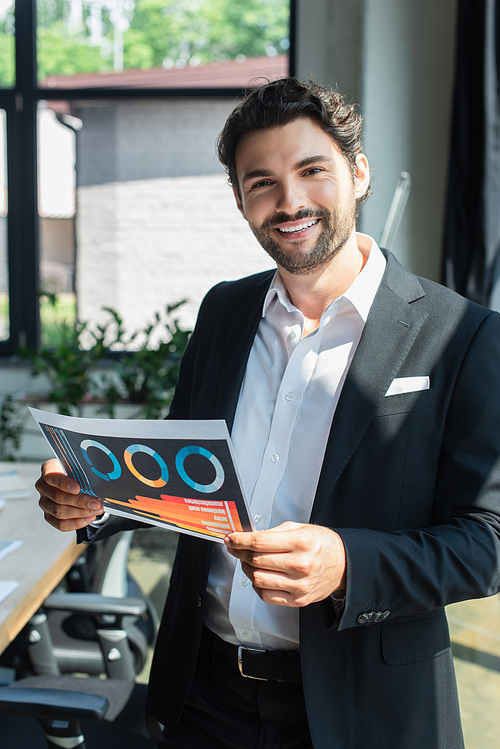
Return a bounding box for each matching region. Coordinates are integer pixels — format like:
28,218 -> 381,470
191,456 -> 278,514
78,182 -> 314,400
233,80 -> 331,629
89,512 -> 110,528
330,591 -> 346,616
81,512 -> 110,542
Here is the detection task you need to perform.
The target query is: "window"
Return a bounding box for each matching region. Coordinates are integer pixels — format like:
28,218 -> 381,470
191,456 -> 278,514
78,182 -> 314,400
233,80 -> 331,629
0,0 -> 294,354
41,96 -> 273,343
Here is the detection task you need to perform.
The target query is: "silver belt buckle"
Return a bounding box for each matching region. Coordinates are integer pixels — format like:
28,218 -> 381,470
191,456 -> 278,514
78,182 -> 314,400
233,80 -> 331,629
237,645 -> 267,680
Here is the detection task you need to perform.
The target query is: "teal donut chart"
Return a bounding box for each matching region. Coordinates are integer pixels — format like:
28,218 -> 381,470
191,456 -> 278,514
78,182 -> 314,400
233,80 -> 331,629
80,439 -> 122,481
175,445 -> 225,493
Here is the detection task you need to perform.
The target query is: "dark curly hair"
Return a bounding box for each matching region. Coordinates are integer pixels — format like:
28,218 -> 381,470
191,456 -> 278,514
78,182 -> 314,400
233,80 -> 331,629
217,77 -> 371,208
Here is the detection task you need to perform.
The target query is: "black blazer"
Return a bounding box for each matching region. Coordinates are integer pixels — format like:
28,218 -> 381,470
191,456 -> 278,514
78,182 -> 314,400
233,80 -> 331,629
86,251 -> 500,749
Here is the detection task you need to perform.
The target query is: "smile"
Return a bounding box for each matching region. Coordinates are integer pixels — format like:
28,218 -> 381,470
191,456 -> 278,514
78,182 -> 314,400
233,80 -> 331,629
276,219 -> 320,234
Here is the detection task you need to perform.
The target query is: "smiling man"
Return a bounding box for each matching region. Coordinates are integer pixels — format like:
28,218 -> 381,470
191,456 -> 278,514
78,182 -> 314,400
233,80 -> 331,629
36,78 -> 500,749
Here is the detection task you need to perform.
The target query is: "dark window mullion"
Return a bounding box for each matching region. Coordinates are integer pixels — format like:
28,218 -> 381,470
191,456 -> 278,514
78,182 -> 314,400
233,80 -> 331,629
11,0 -> 39,350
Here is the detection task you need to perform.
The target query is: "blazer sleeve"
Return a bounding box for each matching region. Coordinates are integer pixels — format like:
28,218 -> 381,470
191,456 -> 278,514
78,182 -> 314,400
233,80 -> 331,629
336,310 -> 500,630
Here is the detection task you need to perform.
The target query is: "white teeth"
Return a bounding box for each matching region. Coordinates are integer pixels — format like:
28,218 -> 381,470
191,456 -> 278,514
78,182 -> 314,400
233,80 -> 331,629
277,219 -> 318,234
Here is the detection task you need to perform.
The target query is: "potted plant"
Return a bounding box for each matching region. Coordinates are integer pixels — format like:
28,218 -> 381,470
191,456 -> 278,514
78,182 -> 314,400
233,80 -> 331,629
0,298 -> 191,460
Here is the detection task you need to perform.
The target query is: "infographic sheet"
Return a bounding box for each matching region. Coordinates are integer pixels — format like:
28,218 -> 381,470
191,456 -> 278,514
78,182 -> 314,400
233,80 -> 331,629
30,408 -> 254,543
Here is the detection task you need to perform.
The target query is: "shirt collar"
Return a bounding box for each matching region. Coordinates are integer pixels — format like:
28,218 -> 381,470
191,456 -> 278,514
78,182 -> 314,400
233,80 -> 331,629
342,233 -> 386,322
262,233 -> 386,323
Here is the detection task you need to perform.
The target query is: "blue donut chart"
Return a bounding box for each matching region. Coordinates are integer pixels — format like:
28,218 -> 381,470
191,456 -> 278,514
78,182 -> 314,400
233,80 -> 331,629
80,439 -> 122,481
175,445 -> 225,493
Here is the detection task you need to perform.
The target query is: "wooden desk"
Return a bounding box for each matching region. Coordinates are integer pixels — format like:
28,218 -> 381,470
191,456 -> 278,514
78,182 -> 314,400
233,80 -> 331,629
0,462 -> 84,654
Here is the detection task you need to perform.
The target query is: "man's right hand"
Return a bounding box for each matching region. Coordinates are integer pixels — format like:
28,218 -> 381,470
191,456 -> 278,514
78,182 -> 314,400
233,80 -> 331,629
36,458 -> 104,532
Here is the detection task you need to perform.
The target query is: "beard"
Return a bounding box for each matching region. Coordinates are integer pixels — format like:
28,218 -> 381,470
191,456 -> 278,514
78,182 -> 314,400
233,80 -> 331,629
248,194 -> 357,276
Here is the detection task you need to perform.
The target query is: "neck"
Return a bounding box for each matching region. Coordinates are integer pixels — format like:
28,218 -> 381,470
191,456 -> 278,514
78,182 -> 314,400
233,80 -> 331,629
277,232 -> 367,322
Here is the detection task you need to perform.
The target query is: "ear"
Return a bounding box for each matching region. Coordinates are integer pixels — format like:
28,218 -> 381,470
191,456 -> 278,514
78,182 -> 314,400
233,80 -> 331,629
233,185 -> 248,221
353,153 -> 370,200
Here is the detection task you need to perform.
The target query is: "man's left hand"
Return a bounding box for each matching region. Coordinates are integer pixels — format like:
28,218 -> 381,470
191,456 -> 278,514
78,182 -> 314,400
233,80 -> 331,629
224,521 -> 346,607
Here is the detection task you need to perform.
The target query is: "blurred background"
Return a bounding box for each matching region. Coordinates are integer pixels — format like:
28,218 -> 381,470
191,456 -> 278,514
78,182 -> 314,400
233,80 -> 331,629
0,2 -> 499,747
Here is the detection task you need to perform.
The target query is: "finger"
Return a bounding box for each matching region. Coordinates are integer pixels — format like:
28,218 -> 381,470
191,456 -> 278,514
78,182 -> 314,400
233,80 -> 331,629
224,523 -> 301,554
37,479 -> 103,512
41,458 -> 65,476
36,462 -> 103,516
230,548 -> 296,573
39,492 -> 102,533
241,561 -> 310,593
225,525 -> 315,571
245,572 -> 318,608
42,507 -> 98,533
39,490 -> 103,518
40,459 -> 81,495
39,492 -> 98,519
255,589 -> 295,606
245,570 -> 304,607
242,562 -> 291,589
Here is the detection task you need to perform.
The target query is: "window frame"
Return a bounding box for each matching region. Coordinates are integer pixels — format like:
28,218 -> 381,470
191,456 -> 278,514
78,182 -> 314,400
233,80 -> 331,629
0,0 -> 296,355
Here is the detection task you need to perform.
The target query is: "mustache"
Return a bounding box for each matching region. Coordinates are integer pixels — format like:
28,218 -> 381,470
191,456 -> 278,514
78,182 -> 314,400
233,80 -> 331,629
261,208 -> 327,230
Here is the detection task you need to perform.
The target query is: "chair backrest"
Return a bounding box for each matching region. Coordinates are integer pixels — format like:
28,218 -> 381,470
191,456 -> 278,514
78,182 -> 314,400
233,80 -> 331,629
91,531 -> 135,597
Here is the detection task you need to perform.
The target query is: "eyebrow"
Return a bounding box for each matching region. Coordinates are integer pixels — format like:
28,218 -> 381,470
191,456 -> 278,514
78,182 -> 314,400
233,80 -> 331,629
241,168 -> 273,186
295,155 -> 334,169
241,154 -> 335,186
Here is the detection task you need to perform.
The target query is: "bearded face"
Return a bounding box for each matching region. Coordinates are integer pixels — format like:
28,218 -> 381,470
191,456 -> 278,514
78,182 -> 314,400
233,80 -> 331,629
234,119 -> 366,278
247,192 -> 357,276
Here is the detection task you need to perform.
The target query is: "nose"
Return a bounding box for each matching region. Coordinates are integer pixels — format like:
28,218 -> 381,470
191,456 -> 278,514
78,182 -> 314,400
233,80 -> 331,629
275,177 -> 307,215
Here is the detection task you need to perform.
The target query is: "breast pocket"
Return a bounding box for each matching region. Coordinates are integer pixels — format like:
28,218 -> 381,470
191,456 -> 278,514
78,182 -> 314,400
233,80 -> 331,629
375,387 -> 435,417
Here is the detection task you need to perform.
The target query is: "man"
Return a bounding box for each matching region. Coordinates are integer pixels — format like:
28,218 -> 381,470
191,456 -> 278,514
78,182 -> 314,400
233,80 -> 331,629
36,78 -> 500,749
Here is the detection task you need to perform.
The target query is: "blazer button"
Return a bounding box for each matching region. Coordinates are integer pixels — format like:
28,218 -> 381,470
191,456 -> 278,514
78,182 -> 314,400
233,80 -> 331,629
357,613 -> 371,624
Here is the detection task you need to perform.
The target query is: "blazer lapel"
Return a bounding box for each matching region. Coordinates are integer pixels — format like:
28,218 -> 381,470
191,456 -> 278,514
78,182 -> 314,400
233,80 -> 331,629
311,253 -> 428,522
214,271 -> 274,432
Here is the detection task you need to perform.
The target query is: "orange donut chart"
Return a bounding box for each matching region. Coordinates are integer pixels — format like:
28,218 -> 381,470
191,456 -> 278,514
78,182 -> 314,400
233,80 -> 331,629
124,443 -> 169,488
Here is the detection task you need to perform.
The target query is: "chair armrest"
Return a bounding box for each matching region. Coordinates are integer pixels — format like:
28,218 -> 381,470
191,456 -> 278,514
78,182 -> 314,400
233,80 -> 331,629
0,686 -> 108,722
42,593 -> 147,679
44,592 -> 146,617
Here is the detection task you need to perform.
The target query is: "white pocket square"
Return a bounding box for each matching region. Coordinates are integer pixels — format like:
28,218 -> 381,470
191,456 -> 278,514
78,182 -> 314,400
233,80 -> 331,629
385,376 -> 430,397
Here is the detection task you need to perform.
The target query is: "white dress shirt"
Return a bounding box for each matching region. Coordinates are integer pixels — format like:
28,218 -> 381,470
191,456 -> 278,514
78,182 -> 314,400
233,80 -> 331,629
204,235 -> 386,650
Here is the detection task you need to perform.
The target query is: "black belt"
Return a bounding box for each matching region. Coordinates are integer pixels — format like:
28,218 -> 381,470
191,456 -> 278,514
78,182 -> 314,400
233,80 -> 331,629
204,626 -> 302,683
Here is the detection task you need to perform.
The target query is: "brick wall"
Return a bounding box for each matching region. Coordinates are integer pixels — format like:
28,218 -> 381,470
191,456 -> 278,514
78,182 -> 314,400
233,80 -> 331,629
74,99 -> 272,340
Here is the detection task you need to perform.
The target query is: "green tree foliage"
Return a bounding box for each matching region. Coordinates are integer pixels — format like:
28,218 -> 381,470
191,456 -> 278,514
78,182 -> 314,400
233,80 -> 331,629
39,22 -> 110,79
124,0 -> 289,70
37,0 -> 115,80
32,0 -> 289,83
0,8 -> 14,88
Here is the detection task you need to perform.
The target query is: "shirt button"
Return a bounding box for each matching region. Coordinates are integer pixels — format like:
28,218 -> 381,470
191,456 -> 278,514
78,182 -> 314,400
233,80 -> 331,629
270,453 -> 280,463
241,577 -> 250,587
287,330 -> 296,341
254,514 -> 262,524
241,631 -> 251,641
285,392 -> 294,401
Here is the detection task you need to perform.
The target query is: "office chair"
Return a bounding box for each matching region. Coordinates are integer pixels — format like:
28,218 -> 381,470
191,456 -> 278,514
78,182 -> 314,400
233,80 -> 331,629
0,530 -> 158,688
0,678 -> 158,748
29,531 -> 159,678
0,593 -> 160,748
